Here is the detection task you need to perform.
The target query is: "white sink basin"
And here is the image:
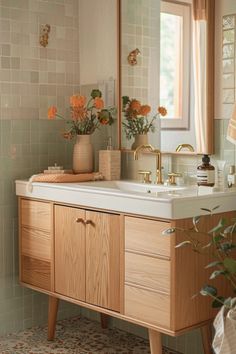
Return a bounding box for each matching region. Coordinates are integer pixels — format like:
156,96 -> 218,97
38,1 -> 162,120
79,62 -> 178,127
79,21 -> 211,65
78,180 -> 185,194
15,179 -> 236,220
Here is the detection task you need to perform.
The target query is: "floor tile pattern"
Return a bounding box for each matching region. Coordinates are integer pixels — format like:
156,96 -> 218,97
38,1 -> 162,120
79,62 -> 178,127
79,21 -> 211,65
0,317 -> 182,354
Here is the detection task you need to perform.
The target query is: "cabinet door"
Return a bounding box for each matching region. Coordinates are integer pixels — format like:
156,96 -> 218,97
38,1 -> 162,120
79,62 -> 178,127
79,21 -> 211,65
55,205 -> 86,301
85,211 -> 120,312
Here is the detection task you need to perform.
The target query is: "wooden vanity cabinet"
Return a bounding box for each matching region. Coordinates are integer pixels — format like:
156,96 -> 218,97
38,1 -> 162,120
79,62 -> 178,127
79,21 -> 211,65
18,197 -> 233,354
54,205 -> 121,312
19,199 -> 53,291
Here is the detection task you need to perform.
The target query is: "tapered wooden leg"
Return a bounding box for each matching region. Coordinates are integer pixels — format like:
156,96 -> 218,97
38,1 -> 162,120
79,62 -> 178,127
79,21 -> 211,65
201,323 -> 213,354
47,296 -> 59,341
149,329 -> 162,354
100,313 -> 109,329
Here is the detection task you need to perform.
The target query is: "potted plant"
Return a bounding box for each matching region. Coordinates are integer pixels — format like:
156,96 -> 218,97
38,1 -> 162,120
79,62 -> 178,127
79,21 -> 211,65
122,96 -> 167,149
48,89 -> 115,173
163,207 -> 236,354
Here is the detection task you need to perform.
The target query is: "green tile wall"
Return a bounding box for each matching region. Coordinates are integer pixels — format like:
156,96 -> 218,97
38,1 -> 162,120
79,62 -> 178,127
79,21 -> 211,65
0,119 -> 81,336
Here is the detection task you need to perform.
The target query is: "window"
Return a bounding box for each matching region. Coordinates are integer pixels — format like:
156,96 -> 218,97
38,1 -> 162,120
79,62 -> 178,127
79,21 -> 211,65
160,1 -> 191,129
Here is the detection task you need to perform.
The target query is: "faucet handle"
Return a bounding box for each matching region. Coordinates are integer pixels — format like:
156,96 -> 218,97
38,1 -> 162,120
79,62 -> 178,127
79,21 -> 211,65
168,172 -> 182,185
138,170 -> 152,184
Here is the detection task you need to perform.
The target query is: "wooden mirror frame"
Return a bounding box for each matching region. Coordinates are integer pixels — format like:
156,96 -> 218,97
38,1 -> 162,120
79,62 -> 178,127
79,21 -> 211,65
117,0 -> 215,155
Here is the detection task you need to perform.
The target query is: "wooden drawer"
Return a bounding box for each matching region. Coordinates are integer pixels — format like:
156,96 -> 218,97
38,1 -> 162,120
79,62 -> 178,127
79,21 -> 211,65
125,252 -> 170,293
125,285 -> 170,328
21,227 -> 51,261
21,199 -> 51,232
125,216 -> 171,258
21,255 -> 51,291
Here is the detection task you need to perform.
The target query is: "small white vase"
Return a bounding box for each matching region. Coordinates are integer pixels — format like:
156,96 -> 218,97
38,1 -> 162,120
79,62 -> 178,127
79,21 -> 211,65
73,135 -> 93,173
131,134 -> 148,150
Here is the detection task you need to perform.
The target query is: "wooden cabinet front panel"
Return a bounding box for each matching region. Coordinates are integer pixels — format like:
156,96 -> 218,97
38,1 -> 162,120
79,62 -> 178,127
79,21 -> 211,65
125,216 -> 171,258
125,252 -> 170,294
21,227 -> 51,261
54,205 -> 86,302
86,211 -> 120,312
125,285 -> 170,328
21,255 -> 51,291
21,199 -> 51,232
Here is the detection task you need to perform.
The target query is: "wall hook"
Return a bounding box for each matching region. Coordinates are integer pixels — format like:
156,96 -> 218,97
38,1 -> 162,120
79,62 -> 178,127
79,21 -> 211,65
39,24 -> 51,47
127,48 -> 141,66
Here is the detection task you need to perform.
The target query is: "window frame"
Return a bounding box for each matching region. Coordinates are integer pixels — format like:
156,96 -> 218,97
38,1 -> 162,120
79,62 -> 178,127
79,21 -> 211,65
160,0 -> 191,130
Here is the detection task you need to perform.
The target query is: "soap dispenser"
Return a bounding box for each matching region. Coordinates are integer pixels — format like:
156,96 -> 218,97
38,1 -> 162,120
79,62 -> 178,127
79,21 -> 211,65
99,137 -> 121,180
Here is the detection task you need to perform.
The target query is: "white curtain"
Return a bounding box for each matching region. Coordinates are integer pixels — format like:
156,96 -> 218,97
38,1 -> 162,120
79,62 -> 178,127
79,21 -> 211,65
193,20 -> 207,153
192,0 -> 215,154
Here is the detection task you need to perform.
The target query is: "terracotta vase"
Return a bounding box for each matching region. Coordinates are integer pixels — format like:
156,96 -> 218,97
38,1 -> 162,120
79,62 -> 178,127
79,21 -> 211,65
131,134 -> 148,150
73,135 -> 93,173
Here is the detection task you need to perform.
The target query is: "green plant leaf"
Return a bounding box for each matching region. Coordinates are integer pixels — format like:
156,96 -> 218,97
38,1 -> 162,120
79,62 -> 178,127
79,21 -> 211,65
210,270 -> 227,279
200,285 -> 217,297
205,261 -> 223,269
212,205 -> 220,211
162,228 -> 176,235
224,223 -> 236,235
213,234 -> 225,243
212,296 -> 225,308
208,218 -> 227,234
201,208 -> 211,213
224,297 -> 232,308
193,215 -> 201,226
223,258 -> 236,274
202,242 -> 212,249
175,241 -> 192,249
220,243 -> 236,252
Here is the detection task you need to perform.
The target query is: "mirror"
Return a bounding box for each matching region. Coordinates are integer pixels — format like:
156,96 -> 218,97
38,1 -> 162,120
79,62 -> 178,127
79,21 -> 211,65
78,0 -> 119,153
119,0 -> 214,154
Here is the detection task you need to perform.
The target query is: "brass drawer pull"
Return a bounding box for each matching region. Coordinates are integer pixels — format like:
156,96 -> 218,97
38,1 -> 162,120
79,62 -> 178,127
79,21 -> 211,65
75,217 -> 85,224
84,219 -> 95,226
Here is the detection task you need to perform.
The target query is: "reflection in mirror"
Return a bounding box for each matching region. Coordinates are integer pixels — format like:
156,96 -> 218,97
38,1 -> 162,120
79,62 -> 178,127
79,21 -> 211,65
78,0 -> 119,151
120,0 -> 214,154
121,0 -> 161,150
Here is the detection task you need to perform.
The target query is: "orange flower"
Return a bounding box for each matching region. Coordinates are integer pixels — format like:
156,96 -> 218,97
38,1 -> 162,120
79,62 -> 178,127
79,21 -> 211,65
158,106 -> 167,116
139,105 -> 151,116
130,99 -> 141,112
94,97 -> 104,110
72,107 -> 87,121
48,106 -> 57,119
70,95 -> 86,108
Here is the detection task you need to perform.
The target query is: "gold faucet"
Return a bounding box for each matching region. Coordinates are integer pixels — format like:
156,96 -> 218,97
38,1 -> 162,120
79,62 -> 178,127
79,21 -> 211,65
134,144 -> 163,184
175,144 -> 194,152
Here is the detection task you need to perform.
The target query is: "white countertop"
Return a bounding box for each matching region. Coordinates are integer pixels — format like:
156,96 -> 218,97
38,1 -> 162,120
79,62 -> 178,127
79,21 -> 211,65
15,180 -> 236,220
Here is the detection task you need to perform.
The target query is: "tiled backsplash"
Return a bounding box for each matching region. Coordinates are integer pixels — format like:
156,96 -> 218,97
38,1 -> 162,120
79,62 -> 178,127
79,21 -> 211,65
0,0 -> 80,121
0,119 -> 82,335
0,0 -> 83,336
122,119 -> 236,183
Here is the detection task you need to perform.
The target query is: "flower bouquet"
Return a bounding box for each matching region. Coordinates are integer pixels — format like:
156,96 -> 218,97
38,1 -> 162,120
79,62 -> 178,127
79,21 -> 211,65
48,89 -> 115,173
122,95 -> 167,141
48,89 -> 115,139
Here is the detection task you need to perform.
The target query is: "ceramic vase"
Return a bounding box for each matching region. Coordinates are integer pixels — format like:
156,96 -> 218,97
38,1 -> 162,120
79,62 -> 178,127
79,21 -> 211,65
131,134 -> 148,150
73,134 -> 93,173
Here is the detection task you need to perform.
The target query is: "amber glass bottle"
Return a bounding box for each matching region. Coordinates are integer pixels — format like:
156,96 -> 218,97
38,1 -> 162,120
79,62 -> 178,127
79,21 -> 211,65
197,155 -> 215,187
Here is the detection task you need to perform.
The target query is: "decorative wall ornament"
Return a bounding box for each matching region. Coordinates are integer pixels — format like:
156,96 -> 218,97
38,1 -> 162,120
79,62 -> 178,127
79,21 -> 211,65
39,24 -> 51,47
222,14 -> 236,118
127,48 -> 141,65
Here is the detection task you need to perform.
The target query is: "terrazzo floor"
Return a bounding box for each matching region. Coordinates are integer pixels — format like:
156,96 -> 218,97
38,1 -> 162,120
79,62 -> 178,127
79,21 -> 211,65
0,317 -> 182,354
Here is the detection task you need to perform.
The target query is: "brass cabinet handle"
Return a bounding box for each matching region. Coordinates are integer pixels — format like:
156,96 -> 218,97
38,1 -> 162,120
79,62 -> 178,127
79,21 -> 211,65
84,219 -> 95,226
75,217 -> 85,224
